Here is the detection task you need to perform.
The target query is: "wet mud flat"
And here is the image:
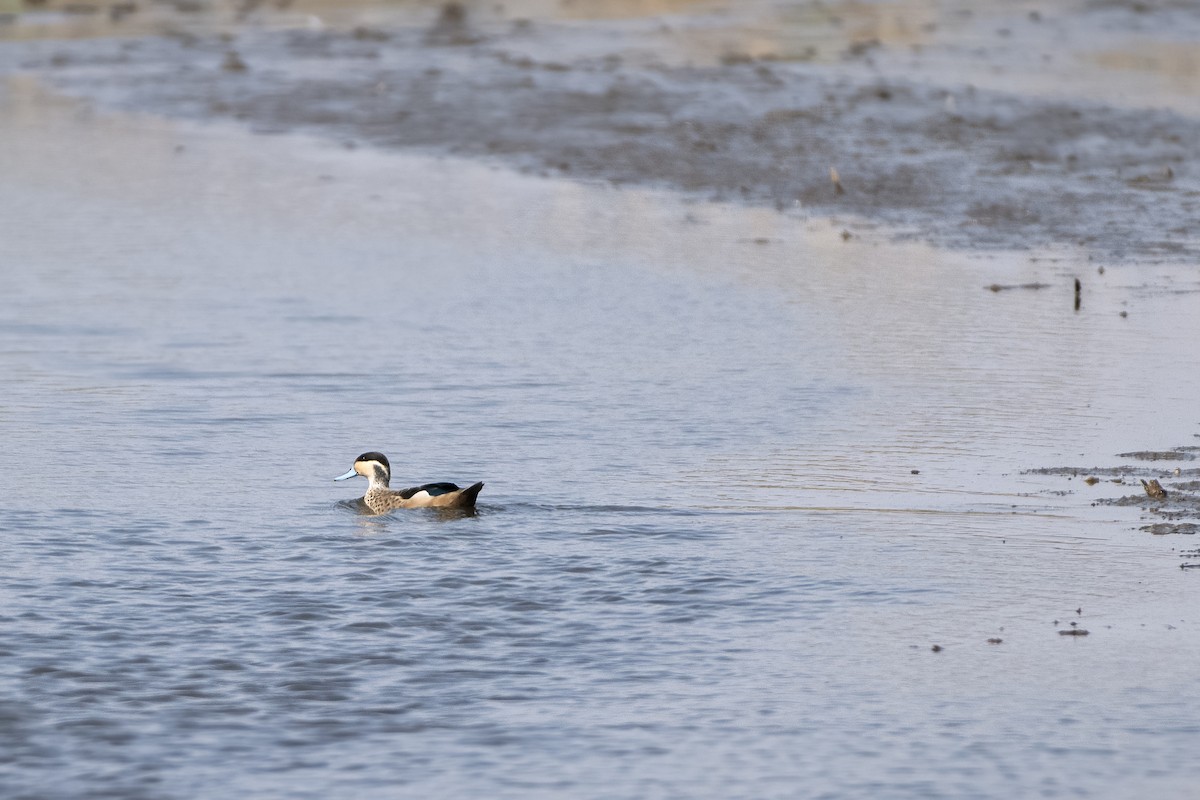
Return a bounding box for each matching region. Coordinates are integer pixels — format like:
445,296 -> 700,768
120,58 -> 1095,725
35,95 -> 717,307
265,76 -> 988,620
1030,443 -> 1200,559
3,0 -> 1200,261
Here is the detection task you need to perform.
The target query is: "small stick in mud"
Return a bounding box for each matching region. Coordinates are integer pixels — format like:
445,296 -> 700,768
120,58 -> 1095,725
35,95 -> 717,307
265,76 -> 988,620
1074,277 -> 1081,311
1141,478 -> 1168,500
830,167 -> 844,196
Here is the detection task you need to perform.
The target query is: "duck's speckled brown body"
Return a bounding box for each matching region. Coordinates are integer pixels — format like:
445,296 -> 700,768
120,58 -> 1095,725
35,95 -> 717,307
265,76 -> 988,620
335,452 -> 484,514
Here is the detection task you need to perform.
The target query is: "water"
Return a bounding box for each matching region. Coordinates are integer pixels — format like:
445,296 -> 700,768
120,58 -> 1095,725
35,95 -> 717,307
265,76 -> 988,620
3,80 -> 1200,799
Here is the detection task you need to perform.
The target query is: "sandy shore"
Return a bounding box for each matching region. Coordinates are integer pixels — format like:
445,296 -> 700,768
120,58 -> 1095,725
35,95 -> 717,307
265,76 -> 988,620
2,0 -> 1199,262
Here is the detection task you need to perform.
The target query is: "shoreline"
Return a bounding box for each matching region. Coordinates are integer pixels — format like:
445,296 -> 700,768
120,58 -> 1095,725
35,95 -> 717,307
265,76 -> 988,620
2,0 -> 1199,263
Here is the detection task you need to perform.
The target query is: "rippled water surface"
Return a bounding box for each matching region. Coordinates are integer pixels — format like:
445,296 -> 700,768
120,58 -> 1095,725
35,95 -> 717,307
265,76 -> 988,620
3,83 -> 1200,799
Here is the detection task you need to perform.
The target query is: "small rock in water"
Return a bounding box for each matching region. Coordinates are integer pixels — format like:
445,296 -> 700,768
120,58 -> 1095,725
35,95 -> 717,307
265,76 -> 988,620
222,51 -> 248,72
426,2 -> 479,45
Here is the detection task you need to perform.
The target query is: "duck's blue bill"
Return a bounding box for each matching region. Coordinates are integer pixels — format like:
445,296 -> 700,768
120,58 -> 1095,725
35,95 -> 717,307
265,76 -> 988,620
333,468 -> 358,481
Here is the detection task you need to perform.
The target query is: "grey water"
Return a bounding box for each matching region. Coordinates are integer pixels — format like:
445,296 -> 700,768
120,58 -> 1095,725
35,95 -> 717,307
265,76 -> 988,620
3,82 -> 1200,799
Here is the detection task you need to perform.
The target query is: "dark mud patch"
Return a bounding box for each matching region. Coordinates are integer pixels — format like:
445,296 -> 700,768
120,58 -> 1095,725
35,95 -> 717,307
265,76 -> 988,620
1025,466 -> 1200,479
1101,492 -> 1200,515
1143,523 -> 1199,536
1117,448 -> 1200,461
986,282 -> 1052,292
5,6 -> 1200,262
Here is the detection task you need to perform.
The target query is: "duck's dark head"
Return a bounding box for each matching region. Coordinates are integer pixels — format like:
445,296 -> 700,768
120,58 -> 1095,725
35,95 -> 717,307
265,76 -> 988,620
334,452 -> 391,487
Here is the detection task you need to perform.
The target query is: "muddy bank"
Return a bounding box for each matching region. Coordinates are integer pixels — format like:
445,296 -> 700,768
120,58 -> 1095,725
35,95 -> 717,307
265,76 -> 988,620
3,1 -> 1200,261
1029,444 -> 1200,552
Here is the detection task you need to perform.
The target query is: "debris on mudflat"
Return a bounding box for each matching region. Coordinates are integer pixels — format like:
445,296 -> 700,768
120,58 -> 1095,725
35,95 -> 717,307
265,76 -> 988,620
1059,628 -> 1089,636
353,26 -> 391,42
426,2 -> 480,46
1141,478 -> 1168,499
221,50 -> 247,72
986,282 -> 1051,292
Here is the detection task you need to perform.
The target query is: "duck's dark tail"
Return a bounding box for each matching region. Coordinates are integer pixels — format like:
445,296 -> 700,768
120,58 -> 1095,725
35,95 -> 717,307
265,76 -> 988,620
456,481 -> 484,509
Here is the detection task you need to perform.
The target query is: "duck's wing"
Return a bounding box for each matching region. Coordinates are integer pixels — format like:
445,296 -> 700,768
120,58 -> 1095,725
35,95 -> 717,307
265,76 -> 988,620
398,482 -> 462,499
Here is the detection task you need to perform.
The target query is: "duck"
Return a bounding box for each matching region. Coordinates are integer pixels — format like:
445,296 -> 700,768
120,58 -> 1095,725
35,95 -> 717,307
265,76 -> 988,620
334,451 -> 484,514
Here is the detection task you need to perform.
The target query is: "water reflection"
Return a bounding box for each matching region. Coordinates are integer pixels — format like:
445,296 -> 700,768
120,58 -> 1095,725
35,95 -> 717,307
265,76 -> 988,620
343,499 -> 480,520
